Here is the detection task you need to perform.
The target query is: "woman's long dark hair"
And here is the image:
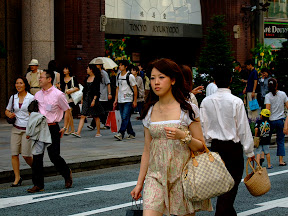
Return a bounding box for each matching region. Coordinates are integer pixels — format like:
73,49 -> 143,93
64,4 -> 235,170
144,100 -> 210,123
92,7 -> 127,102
268,78 -> 277,96
140,58 -> 195,121
180,65 -> 194,92
60,64 -> 72,92
88,64 -> 102,82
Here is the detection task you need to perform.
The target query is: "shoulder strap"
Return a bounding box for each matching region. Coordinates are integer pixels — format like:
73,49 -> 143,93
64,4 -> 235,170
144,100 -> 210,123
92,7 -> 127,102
12,95 -> 15,112
71,76 -> 74,88
126,72 -> 134,93
117,72 -> 134,94
116,73 -> 120,86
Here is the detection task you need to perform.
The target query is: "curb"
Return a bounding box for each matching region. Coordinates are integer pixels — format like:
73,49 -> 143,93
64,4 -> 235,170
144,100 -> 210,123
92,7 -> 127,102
0,155 -> 141,184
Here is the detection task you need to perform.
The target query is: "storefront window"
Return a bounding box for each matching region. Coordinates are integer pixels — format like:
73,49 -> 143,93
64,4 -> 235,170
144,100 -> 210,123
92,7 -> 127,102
266,0 -> 288,19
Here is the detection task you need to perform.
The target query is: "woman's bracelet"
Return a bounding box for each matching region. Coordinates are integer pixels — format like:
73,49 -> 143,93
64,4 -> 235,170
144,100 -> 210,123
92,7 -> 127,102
180,130 -> 192,145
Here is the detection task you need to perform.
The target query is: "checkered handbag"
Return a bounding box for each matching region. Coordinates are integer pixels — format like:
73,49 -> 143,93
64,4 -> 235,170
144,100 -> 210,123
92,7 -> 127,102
182,143 -> 235,201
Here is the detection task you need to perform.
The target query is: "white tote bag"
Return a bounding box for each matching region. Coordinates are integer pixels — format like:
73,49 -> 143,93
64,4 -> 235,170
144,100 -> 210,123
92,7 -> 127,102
70,77 -> 83,105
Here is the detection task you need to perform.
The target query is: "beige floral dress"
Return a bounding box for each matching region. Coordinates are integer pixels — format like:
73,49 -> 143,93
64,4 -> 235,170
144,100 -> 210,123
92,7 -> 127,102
142,104 -> 212,215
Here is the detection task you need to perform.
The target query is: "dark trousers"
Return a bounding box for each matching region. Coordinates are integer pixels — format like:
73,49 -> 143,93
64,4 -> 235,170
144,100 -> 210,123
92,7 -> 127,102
32,124 -> 70,188
91,101 -> 110,127
211,140 -> 244,216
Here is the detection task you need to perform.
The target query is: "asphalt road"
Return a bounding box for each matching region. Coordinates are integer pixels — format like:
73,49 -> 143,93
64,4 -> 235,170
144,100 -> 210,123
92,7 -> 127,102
1,148 -> 288,216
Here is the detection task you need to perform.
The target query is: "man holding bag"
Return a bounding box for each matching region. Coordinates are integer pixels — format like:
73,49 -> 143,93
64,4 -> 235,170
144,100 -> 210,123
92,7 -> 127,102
244,59 -> 259,121
200,64 -> 254,216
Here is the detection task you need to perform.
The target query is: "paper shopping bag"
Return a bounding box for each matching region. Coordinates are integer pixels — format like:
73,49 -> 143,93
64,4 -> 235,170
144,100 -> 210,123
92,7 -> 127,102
106,110 -> 122,133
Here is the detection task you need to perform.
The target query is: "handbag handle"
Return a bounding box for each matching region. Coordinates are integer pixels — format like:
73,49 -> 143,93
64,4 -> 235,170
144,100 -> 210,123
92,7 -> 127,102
131,198 -> 142,210
246,159 -> 262,176
191,142 -> 214,167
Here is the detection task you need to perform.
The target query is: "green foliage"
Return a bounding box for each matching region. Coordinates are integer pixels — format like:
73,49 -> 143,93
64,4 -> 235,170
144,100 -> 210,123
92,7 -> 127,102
198,15 -> 234,77
105,37 -> 133,64
274,39 -> 288,94
251,41 -> 276,71
196,15 -> 234,103
230,71 -> 245,100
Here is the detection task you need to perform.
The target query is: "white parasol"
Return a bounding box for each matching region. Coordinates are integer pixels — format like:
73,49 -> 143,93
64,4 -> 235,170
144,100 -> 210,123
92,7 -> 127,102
89,57 -> 118,70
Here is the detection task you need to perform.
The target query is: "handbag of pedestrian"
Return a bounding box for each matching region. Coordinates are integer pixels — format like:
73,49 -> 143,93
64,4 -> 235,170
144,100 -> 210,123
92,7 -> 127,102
70,77 -> 83,105
5,95 -> 16,124
253,121 -> 267,148
125,198 -> 143,216
182,142 -> 235,202
249,99 -> 260,111
244,159 -> 271,197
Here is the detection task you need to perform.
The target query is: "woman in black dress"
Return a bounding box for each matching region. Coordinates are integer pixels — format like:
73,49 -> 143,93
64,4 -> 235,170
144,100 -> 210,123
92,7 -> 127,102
60,65 -> 79,135
72,64 -> 104,138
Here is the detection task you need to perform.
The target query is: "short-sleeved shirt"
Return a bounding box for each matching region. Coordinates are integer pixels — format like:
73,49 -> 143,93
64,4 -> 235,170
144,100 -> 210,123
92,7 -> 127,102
247,69 -> 258,92
142,102 -> 199,128
26,69 -> 42,87
6,93 -> 34,127
116,72 -> 137,103
99,70 -> 111,101
35,86 -> 70,123
255,119 -> 271,145
264,91 -> 288,121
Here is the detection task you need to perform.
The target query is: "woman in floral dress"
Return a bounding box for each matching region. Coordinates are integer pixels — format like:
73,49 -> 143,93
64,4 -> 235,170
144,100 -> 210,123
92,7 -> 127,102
131,59 -> 212,216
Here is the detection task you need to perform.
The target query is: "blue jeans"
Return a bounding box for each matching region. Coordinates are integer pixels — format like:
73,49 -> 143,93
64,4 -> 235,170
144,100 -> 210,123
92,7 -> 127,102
118,102 -> 135,137
270,118 -> 285,156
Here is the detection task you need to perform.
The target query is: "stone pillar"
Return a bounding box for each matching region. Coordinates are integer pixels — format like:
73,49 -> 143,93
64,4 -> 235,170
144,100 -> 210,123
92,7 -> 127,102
22,0 -> 54,73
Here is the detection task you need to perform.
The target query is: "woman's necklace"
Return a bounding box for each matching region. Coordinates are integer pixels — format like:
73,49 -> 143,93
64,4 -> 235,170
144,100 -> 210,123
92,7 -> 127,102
158,99 -> 176,113
64,76 -> 71,83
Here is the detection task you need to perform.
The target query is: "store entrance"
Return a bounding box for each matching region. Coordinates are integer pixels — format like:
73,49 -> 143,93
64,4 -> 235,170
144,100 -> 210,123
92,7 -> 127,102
105,35 -> 202,68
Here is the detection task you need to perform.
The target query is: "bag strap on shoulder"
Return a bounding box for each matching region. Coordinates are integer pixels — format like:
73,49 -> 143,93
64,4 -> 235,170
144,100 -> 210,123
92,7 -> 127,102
71,76 -> 74,88
117,72 -> 134,95
12,95 -> 15,112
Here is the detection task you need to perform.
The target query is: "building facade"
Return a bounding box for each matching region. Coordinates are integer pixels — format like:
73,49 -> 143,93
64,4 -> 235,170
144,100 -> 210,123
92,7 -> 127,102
0,0 -> 267,117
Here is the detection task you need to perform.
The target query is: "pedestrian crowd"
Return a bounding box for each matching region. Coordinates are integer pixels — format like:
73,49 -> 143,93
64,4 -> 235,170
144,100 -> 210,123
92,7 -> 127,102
4,57 -> 288,216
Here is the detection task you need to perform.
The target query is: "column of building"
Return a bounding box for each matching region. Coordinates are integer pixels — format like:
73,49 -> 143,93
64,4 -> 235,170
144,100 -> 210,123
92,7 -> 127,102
22,0 -> 54,72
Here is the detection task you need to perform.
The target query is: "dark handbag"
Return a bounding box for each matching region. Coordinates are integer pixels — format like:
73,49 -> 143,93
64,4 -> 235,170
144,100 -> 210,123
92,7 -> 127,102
125,199 -> 143,216
5,95 -> 16,124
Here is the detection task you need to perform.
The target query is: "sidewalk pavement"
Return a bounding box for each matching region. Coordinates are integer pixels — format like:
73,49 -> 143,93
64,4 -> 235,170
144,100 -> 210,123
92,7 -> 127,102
0,114 -> 144,183
0,115 -> 287,184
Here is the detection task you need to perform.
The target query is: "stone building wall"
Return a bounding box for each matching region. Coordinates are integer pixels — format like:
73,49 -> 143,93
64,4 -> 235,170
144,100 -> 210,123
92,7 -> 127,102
0,0 -> 22,118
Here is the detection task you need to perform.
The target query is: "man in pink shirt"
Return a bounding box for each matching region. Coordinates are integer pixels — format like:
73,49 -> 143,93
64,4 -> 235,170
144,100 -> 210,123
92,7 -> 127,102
27,70 -> 72,193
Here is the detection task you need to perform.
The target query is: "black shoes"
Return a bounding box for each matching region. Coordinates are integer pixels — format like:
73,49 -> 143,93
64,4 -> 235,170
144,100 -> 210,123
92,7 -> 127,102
10,177 -> 23,187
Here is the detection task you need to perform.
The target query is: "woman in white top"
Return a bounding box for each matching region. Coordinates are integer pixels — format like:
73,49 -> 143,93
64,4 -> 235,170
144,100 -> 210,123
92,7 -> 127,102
265,78 -> 288,166
5,77 -> 34,187
130,59 -> 211,215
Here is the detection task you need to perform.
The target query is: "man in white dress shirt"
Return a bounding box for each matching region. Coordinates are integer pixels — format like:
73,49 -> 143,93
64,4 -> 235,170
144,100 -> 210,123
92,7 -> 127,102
200,65 -> 254,216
